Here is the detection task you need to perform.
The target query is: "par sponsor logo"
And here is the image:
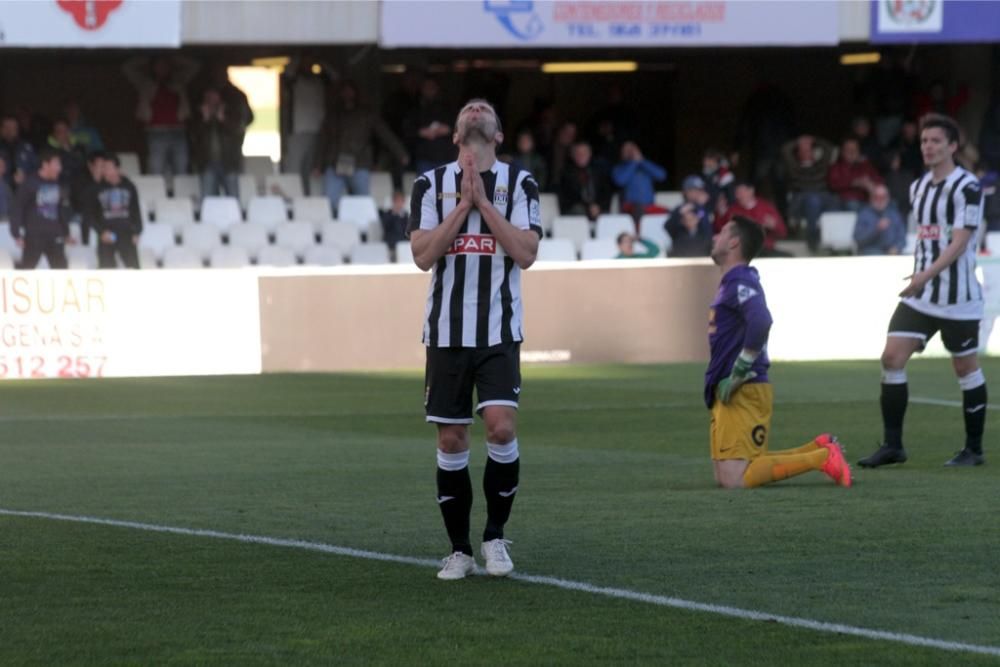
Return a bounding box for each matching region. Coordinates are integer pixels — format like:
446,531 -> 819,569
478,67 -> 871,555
447,234 -> 497,255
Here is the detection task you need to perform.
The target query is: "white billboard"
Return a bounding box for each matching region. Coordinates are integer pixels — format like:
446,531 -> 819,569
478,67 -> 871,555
380,0 -> 840,48
0,0 -> 181,48
0,270 -> 261,379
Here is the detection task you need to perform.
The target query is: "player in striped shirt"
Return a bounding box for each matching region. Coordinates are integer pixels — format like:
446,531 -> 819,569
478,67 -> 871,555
860,114 -> 987,468
407,99 -> 542,580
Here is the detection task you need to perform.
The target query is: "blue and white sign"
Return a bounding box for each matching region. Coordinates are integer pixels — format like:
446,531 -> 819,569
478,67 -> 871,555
380,0 -> 840,48
871,0 -> 1000,44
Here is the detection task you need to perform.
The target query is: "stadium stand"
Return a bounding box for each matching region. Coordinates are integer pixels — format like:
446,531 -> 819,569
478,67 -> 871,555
551,216 -> 592,253
257,245 -> 297,267
595,214 -> 635,240
819,211 -> 857,253
394,241 -> 413,264
180,223 -> 223,261
350,242 -> 391,265
581,238 -> 618,260
152,198 -> 196,234
536,238 -> 577,261
228,222 -> 270,261
338,195 -> 380,239
200,197 -> 243,234
161,246 -> 203,269
654,191 -> 684,210
246,196 -> 289,234
274,221 -> 316,259
117,152 -> 142,177
303,245 -> 343,266
138,223 -> 176,262
319,221 -> 361,257
209,246 -> 252,269
638,213 -> 670,254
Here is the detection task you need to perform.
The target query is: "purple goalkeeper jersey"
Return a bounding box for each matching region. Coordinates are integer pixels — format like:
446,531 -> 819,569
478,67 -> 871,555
704,264 -> 772,408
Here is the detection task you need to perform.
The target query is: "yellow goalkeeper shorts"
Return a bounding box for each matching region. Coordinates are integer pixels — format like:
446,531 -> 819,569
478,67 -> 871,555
710,382 -> 772,461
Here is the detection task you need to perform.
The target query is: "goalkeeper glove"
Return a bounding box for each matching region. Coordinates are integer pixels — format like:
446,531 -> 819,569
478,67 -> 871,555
718,352 -> 758,404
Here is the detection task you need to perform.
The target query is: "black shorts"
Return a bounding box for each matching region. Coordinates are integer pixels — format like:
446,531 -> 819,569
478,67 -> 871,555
888,302 -> 980,356
424,342 -> 521,424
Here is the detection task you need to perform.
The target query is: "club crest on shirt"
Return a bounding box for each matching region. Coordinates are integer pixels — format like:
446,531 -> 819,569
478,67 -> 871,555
737,285 -> 758,304
493,185 -> 508,208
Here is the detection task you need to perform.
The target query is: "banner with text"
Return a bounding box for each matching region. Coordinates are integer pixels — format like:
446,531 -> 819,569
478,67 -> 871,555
871,0 -> 1000,44
0,271 -> 261,380
380,0 -> 840,48
0,0 -> 181,48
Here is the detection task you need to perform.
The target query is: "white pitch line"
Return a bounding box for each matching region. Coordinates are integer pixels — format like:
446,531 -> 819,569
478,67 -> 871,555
2,508 -> 999,658
911,397 -> 1000,410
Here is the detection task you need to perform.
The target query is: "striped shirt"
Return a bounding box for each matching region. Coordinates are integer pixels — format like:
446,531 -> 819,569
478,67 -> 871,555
408,160 -> 542,348
904,165 -> 984,320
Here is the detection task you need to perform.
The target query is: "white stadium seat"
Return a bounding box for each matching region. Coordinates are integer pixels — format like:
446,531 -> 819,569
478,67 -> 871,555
162,246 -> 203,269
275,221 -> 317,259
303,245 -> 343,267
265,173 -> 304,200
536,238 -> 577,262
228,222 -> 270,260
257,245 -> 298,267
117,152 -> 142,176
0,223 -> 23,262
199,196 -> 243,234
551,215 -> 592,253
538,192 -> 559,235
350,242 -> 390,265
246,196 -> 288,234
369,171 -> 395,209
985,231 -> 1000,254
654,191 -> 684,210
209,246 -> 251,269
170,174 -> 201,202
580,238 -> 619,261
319,221 -> 361,257
132,174 -> 168,205
819,211 -> 857,253
138,246 -> 158,269
153,198 -> 195,234
238,173 -> 259,211
138,223 -> 176,262
308,171 -> 324,198
595,214 -> 635,240
66,245 -> 97,269
394,241 -> 413,264
638,214 -> 670,255
292,196 -> 335,232
179,223 -> 222,262
0,248 -> 15,269
338,195 -> 380,238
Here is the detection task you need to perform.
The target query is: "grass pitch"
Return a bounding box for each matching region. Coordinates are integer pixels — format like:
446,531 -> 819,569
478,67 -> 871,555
2,360 -> 999,665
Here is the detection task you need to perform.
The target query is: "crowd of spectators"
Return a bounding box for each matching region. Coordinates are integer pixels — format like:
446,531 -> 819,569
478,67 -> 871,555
4,60 -> 1000,269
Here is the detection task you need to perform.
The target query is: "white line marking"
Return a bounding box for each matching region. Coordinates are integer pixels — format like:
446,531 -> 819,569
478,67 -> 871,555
912,397 -> 1000,410
2,508 -> 998,658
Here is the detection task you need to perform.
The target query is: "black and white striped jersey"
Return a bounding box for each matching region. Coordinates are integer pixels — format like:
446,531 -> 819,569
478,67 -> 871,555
408,160 -> 543,348
904,165 -> 984,320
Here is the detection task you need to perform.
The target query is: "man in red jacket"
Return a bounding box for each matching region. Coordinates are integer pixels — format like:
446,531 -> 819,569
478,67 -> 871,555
827,137 -> 883,211
714,180 -> 788,256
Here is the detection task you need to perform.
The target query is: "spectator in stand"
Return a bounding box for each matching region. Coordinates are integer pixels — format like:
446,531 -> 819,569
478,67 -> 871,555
680,174 -> 711,210
383,70 -> 422,190
63,100 -> 104,153
403,78 -> 453,174
122,55 -> 200,176
914,80 -> 970,120
71,151 -> 106,246
9,149 -> 74,269
191,87 -> 243,199
701,148 -> 735,211
851,116 -> 883,169
380,190 -> 409,257
883,149 -> 915,219
611,140 -> 666,221
616,232 -> 659,258
510,129 -> 548,191
281,55 -> 335,183
558,141 -> 612,221
15,106 -> 50,150
0,114 -> 39,189
47,119 -> 86,187
0,155 -> 11,220
955,128 -> 979,171
853,184 -> 905,256
665,201 -> 712,258
588,84 -> 638,167
91,154 -> 143,268
313,80 -> 409,212
978,166 -> 1000,232
548,121 -> 577,193
782,134 -> 838,252
828,137 -> 883,212
714,181 -> 788,257
892,119 -> 923,176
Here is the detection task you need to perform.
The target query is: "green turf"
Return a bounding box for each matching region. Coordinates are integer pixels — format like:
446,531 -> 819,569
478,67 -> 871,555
2,361 -> 999,665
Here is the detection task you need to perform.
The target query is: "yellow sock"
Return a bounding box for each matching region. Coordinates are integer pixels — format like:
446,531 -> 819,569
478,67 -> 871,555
742,449 -> 830,488
768,438 -> 822,457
